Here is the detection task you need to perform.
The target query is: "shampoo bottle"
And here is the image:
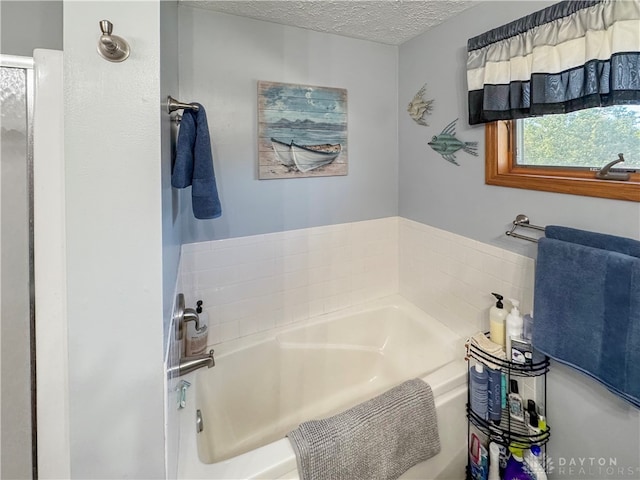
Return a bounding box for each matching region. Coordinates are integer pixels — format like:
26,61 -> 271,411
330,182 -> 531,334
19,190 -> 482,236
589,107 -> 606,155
487,366 -> 502,425
505,299 -> 524,358
469,362 -> 489,420
186,300 -> 209,356
489,293 -> 507,347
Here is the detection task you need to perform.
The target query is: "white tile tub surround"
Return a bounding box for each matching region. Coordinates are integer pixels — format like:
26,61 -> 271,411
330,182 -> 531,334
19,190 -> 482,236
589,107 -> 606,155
399,218 -> 535,337
179,216 -> 535,345
180,218 -> 399,344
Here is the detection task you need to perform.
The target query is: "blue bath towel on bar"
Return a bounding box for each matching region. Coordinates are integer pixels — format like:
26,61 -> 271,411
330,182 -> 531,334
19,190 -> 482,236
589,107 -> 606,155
533,232 -> 640,408
545,225 -> 640,259
172,103 -> 222,220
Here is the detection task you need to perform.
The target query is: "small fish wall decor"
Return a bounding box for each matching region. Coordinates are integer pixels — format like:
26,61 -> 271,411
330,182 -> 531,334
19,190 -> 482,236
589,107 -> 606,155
407,84 -> 434,126
427,119 -> 478,166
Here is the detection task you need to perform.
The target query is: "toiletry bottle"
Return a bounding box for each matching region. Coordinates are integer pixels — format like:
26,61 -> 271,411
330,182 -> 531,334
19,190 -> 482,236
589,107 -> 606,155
469,433 -> 488,480
501,372 -> 507,410
525,400 -> 541,434
538,413 -> 547,432
504,445 -> 533,480
505,299 -> 524,359
508,379 -> 524,422
186,300 -> 209,356
469,362 -> 489,420
523,310 -> 534,342
534,403 -> 547,432
489,293 -> 507,347
524,446 -> 548,480
488,442 -> 501,480
487,366 -> 502,425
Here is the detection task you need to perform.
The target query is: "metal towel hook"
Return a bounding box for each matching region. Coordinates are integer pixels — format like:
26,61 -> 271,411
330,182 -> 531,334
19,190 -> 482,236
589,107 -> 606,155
97,20 -> 130,63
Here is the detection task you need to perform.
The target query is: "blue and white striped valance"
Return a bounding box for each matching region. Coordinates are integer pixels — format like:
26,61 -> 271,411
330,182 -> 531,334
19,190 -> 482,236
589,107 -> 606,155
467,0 -> 640,125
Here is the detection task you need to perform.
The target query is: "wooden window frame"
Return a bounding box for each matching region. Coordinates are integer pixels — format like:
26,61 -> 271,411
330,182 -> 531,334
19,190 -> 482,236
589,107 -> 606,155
485,121 -> 640,202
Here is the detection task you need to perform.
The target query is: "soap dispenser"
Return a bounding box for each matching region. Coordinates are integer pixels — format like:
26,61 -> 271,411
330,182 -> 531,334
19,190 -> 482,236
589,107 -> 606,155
186,300 -> 209,356
489,293 -> 507,347
505,299 -> 523,359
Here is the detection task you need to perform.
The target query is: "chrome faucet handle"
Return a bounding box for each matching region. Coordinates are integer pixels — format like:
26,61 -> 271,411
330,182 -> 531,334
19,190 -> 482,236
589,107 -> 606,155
182,307 -> 202,331
173,294 -> 202,341
596,153 -> 630,181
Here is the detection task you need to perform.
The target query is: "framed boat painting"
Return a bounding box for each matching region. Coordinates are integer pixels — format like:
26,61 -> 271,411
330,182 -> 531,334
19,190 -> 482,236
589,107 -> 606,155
258,80 -> 348,179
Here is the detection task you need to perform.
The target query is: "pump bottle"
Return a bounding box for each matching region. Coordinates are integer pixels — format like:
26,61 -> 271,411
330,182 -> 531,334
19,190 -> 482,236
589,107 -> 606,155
489,293 -> 507,347
186,300 -> 209,356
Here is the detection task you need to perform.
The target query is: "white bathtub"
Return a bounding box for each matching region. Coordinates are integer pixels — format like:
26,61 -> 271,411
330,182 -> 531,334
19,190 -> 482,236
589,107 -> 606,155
177,295 -> 468,479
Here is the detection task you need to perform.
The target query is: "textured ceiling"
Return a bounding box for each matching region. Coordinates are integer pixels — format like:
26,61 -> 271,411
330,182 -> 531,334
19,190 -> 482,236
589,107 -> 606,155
181,1 -> 478,45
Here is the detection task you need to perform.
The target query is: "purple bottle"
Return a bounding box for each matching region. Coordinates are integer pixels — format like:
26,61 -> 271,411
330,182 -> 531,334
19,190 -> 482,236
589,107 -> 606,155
504,446 -> 533,480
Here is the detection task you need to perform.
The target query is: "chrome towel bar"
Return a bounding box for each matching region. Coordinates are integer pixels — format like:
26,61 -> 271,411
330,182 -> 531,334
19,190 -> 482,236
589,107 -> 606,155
505,214 -> 544,243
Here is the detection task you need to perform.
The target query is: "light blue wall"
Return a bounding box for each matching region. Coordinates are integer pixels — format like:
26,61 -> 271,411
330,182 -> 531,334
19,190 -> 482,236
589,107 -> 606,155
399,2 -> 640,476
177,7 -> 399,243
399,1 -> 640,260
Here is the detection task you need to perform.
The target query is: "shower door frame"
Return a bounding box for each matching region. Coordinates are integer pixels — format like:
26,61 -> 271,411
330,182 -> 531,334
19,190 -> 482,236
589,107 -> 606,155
0,53 -> 37,479
1,50 -> 69,480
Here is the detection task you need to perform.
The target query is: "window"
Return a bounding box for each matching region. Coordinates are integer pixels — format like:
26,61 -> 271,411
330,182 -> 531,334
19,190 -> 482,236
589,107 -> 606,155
517,105 -> 640,170
485,107 -> 640,202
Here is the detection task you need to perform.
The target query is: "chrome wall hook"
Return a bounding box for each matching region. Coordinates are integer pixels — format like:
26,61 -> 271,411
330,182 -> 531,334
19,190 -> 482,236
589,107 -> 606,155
97,20 -> 130,63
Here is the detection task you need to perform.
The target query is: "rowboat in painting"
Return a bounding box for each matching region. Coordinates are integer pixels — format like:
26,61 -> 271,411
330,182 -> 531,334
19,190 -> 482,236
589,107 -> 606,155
291,142 -> 342,172
270,137 -> 342,173
270,138 -> 295,168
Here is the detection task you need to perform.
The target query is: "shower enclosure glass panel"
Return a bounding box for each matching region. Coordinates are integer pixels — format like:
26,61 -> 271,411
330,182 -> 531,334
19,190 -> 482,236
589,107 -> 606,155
0,56 -> 35,479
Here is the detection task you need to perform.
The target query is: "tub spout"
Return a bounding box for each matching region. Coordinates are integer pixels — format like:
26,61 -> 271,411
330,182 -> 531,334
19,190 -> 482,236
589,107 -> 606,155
168,349 -> 215,377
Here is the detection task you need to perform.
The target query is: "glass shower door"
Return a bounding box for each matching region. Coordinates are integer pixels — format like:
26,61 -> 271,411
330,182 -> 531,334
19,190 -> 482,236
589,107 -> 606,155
0,55 -> 36,479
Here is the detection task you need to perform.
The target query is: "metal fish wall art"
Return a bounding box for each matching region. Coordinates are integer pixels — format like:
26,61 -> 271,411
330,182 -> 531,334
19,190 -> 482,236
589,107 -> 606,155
407,84 -> 434,126
427,118 -> 478,166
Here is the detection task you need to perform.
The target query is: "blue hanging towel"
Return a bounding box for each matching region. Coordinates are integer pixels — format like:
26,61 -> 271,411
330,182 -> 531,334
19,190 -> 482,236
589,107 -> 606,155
172,103 -> 222,220
533,226 -> 640,408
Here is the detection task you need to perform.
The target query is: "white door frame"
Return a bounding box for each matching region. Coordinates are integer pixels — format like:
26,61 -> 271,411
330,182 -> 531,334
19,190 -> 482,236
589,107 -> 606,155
32,48 -> 71,479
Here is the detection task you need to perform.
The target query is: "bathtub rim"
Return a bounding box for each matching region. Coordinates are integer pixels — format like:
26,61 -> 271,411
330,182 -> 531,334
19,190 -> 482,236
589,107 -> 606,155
176,295 -> 468,480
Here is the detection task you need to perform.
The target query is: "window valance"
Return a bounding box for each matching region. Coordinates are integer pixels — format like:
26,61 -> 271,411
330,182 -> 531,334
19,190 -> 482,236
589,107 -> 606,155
467,0 -> 640,125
